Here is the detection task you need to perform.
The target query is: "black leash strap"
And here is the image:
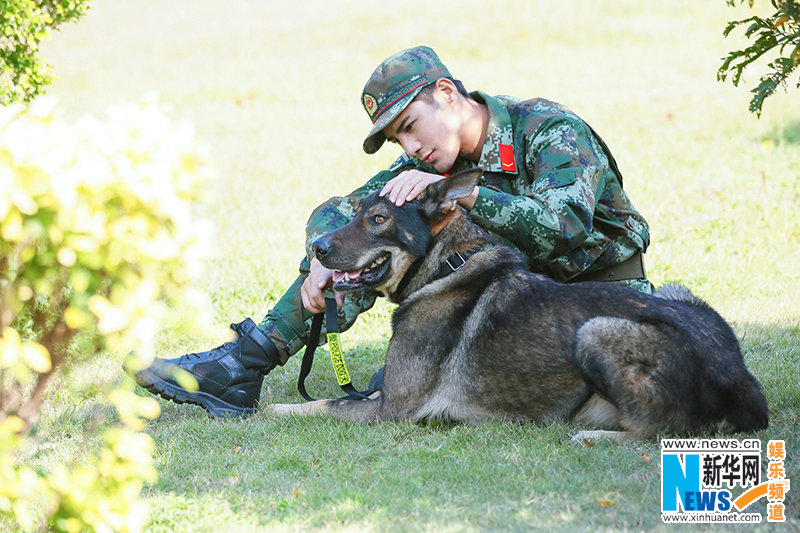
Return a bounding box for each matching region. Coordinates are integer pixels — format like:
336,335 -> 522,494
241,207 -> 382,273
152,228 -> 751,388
297,297 -> 375,402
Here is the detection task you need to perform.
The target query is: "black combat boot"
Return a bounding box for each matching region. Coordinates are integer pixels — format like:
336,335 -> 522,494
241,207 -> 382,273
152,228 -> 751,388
133,318 -> 280,417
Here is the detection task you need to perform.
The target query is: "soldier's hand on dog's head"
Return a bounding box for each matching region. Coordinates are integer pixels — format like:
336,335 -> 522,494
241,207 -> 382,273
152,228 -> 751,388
301,258 -> 345,313
380,170 -> 445,207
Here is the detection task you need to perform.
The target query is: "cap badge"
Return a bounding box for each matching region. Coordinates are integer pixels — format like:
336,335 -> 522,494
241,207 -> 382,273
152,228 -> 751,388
363,93 -> 379,120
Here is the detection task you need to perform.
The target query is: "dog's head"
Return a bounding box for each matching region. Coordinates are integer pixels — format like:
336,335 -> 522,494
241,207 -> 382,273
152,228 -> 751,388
312,168 -> 482,297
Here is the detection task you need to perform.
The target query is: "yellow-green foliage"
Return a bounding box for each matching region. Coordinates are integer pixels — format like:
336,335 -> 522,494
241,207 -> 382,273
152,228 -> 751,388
0,392 -> 159,532
0,99 -> 214,531
0,0 -> 89,104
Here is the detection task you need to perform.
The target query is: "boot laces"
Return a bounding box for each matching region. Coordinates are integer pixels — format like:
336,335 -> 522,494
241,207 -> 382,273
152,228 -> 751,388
183,341 -> 235,360
182,322 -> 246,361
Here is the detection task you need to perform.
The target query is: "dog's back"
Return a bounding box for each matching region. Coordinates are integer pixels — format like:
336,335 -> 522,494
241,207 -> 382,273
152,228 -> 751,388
385,248 -> 769,435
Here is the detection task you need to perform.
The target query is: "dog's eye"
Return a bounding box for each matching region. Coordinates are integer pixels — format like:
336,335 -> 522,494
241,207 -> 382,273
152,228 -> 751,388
373,215 -> 386,225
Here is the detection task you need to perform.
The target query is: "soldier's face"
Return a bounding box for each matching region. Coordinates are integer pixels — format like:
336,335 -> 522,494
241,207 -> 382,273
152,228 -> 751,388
382,91 -> 462,173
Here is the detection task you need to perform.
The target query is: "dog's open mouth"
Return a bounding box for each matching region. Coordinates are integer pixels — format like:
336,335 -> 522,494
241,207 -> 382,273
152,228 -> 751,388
331,252 -> 391,291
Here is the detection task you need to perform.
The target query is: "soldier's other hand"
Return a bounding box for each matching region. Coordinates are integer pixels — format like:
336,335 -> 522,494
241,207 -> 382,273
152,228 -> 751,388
302,257 -> 345,313
380,170 -> 444,206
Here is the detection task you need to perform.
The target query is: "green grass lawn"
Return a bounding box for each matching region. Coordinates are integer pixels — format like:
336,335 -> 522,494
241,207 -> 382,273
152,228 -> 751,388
31,0 -> 800,530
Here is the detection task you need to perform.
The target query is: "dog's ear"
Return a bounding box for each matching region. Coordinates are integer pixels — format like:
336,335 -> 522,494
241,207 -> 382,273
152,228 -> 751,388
420,168 -> 483,219
351,196 -> 365,215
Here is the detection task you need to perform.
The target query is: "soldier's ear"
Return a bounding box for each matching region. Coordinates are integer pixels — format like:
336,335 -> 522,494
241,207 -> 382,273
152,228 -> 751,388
420,168 -> 482,219
433,78 -> 459,106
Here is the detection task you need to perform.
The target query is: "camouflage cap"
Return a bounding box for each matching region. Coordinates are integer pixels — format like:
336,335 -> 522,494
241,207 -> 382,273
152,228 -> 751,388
361,46 -> 451,154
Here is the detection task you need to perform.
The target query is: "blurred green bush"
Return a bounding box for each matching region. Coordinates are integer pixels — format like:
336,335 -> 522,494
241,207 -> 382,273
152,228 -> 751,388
0,99 -> 214,532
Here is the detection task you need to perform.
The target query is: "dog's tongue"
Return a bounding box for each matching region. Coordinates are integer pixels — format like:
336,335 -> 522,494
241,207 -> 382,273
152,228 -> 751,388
332,269 -> 362,283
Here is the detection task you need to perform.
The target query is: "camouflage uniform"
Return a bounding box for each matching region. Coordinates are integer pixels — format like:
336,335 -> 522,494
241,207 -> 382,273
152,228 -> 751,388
260,91 -> 652,361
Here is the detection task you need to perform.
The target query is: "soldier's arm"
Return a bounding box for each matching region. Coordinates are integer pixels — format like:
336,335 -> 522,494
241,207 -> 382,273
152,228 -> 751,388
468,118 -> 604,265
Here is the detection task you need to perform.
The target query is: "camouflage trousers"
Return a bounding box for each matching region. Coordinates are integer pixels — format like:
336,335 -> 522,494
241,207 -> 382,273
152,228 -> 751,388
257,260 -> 653,364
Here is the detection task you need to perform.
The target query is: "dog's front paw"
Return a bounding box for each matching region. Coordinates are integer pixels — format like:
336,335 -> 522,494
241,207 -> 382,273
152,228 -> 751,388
268,400 -> 330,417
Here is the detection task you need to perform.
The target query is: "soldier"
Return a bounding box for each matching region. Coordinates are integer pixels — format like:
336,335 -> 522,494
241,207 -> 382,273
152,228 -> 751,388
132,46 -> 653,417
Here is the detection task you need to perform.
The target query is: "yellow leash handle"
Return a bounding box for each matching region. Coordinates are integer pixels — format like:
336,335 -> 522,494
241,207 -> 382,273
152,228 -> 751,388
326,331 -> 351,386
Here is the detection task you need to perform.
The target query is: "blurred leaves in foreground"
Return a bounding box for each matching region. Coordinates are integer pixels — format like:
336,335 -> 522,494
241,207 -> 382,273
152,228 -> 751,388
1,98 -> 215,531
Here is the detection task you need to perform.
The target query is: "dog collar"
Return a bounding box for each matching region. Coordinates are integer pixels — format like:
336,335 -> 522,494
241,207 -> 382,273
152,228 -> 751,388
395,243 -> 493,298
432,243 -> 494,282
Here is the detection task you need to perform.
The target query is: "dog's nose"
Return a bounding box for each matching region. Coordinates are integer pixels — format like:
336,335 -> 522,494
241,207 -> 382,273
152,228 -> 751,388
312,236 -> 332,259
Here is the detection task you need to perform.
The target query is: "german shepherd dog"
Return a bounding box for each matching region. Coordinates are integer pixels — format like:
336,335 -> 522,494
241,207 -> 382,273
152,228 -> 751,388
269,169 -> 768,437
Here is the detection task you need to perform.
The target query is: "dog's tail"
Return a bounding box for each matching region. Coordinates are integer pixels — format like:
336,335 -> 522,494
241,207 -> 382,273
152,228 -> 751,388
647,283 -> 769,433
653,283 -> 711,310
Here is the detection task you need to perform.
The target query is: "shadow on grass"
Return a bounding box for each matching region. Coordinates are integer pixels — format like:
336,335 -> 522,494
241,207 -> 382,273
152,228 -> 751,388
144,413 -> 661,531
737,321 -> 800,429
